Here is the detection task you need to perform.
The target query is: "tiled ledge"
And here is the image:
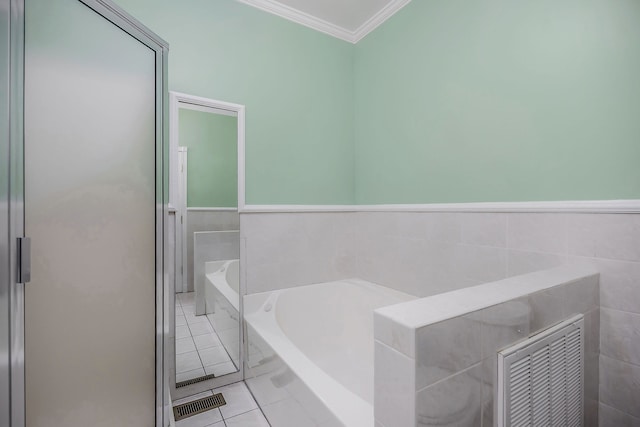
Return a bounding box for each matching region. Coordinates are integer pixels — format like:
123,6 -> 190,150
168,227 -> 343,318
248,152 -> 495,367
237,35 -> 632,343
373,266 -> 600,427
374,265 -> 599,359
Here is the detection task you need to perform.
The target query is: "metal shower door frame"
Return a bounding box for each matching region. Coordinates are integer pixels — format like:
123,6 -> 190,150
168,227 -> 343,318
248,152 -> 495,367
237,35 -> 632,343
75,2 -> 170,425
2,1 -> 170,426
2,0 -> 25,426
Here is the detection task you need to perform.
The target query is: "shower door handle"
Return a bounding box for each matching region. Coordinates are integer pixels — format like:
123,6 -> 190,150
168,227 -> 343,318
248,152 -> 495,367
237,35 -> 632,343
17,237 -> 31,283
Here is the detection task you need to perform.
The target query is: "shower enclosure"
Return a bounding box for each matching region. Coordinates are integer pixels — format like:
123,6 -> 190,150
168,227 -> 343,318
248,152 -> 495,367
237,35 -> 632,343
1,0 -> 169,426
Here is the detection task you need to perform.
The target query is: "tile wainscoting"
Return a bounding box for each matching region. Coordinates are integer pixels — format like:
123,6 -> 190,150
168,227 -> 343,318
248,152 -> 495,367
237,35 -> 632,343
186,210 -> 240,292
241,209 -> 640,424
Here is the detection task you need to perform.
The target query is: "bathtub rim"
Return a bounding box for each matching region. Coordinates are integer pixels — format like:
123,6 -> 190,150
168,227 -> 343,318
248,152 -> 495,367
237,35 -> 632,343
205,259 -> 240,312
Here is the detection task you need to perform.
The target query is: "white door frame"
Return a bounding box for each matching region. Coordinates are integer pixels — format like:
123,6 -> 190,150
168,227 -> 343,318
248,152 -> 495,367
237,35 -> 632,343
168,91 -> 245,397
176,147 -> 188,293
169,92 -> 245,295
169,91 -> 245,211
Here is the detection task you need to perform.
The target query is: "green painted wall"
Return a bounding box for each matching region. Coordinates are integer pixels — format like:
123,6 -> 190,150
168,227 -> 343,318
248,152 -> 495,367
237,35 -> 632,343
116,0 -> 640,205
114,0 -> 355,205
354,0 -> 640,203
180,109 -> 237,207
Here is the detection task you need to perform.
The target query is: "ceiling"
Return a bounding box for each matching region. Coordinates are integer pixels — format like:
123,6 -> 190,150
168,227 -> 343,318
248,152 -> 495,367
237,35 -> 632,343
237,0 -> 411,43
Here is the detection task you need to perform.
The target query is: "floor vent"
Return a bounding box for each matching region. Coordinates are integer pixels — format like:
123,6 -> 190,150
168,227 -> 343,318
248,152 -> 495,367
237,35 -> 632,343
173,393 -> 226,421
497,314 -> 584,427
176,373 -> 217,388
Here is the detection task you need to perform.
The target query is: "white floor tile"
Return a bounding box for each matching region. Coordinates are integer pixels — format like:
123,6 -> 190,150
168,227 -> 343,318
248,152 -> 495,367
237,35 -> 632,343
185,313 -> 208,325
245,376 -> 289,406
193,333 -> 222,350
176,315 -> 187,327
205,361 -> 237,377
175,408 -> 223,427
211,316 -> 238,331
176,337 -> 196,355
198,346 -> 231,367
176,351 -> 203,374
176,325 -> 191,340
224,409 -> 269,427
178,292 -> 195,303
261,398 -> 314,427
214,382 -> 258,419
176,368 -> 205,383
175,306 -> 184,316
189,322 -> 214,337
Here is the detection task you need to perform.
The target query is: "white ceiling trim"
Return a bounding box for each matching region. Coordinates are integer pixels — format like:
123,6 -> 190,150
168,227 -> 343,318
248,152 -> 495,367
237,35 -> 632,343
236,0 -> 356,42
236,0 -> 412,44
352,0 -> 411,43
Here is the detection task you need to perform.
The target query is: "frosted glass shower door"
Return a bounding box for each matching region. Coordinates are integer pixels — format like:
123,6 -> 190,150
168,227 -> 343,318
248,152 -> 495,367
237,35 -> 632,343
24,1 -> 162,426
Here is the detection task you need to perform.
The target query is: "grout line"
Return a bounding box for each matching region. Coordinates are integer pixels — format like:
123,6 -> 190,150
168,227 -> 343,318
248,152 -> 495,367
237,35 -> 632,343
599,402 -> 640,422
600,353 -> 640,368
600,306 -> 640,317
415,361 -> 484,394
239,381 -> 272,426
183,317 -> 207,373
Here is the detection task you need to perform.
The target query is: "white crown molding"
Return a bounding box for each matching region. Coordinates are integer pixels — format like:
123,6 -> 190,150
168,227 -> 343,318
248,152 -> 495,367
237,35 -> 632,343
236,0 -> 357,43
236,0 -> 412,44
352,0 -> 412,43
240,200 -> 640,214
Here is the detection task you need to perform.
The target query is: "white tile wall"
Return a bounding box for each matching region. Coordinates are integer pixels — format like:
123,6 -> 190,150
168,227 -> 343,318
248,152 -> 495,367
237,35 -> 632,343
374,271 -> 599,426
600,355 -> 640,419
242,210 -> 640,423
416,363 -> 484,427
415,313 -> 483,390
599,402 -> 640,427
374,342 -> 415,427
186,210 -> 240,292
600,309 -> 640,366
241,212 -> 356,294
193,231 -> 239,315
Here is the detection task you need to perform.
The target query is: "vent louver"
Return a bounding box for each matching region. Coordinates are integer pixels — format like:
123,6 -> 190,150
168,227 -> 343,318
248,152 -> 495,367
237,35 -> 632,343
176,373 -> 217,388
498,315 -> 584,427
173,393 -> 226,421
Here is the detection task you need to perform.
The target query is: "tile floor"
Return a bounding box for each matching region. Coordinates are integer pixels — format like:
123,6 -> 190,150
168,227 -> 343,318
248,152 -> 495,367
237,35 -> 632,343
174,381 -> 270,427
176,292 -> 236,382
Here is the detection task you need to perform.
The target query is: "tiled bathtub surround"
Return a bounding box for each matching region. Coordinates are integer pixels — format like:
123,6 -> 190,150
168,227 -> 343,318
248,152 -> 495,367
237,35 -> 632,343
241,212 -> 356,294
186,209 -> 240,291
193,231 -> 240,315
242,210 -> 640,423
354,212 -> 639,298
374,266 -> 600,427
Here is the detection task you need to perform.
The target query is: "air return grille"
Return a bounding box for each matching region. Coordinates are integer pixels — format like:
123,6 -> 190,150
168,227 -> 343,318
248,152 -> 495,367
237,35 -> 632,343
173,393 -> 226,421
497,314 -> 584,427
176,373 -> 217,388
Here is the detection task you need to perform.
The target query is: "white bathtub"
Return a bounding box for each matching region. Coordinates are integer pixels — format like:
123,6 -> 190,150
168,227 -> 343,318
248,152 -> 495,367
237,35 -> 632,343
205,259 -> 239,312
204,259 -> 240,368
244,279 -> 416,427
